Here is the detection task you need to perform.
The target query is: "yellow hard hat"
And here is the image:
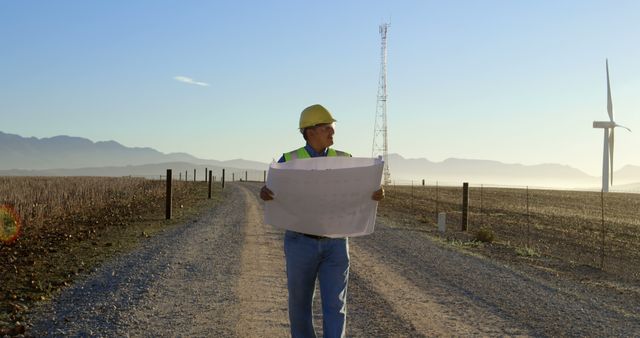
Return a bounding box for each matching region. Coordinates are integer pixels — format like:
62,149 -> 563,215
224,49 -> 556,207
299,104 -> 337,129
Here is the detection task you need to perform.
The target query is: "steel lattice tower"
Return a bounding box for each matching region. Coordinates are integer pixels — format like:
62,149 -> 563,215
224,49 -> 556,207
372,23 -> 391,185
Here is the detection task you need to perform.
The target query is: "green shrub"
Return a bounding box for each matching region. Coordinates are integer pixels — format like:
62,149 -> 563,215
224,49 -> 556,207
475,226 -> 495,243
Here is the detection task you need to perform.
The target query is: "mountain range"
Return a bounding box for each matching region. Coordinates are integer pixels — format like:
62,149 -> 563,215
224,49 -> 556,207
0,131 -> 265,171
1,131 -> 639,190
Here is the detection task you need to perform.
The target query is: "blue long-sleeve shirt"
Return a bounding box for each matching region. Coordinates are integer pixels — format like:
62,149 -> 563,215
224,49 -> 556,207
277,144 -> 329,163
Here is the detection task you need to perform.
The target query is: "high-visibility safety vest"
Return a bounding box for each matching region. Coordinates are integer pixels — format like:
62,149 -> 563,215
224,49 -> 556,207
283,147 -> 351,162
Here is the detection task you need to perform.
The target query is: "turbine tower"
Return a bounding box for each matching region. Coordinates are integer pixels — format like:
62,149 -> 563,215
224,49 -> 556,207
372,23 -> 391,185
593,59 -> 631,192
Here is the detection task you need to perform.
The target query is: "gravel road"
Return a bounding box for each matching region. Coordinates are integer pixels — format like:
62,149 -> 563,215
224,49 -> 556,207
28,183 -> 639,337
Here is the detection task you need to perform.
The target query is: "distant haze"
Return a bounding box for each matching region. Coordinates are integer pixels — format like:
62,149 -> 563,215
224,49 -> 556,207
3,131 -> 640,191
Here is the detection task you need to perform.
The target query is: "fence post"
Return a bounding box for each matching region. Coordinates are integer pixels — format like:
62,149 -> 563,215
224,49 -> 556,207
480,184 -> 484,227
179,172 -> 182,181
438,212 -> 446,234
263,170 -> 266,183
435,181 -> 439,219
185,170 -> 188,181
245,171 -> 248,182
526,186 -> 530,247
208,170 -> 212,199
194,169 -> 196,182
165,169 -> 172,220
422,179 -> 425,186
461,182 -> 469,231
222,169 -> 226,190
205,168 -> 208,182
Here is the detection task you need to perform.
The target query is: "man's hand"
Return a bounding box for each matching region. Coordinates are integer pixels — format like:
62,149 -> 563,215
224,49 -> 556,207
371,187 -> 385,201
260,185 -> 274,201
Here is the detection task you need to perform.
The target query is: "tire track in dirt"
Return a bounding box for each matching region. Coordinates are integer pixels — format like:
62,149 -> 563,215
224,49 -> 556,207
350,224 -> 535,336
349,240 -> 525,336
114,185 -> 247,336
234,184 -> 290,337
350,242 -> 471,336
347,269 -> 424,337
352,217 -> 640,336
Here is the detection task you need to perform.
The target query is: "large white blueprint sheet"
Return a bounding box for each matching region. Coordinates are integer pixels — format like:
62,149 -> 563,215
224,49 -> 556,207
264,157 -> 383,237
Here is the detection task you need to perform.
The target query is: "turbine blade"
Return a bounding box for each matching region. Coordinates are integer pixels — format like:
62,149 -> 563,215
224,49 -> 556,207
609,128 -> 614,185
615,124 -> 632,132
607,59 -> 614,122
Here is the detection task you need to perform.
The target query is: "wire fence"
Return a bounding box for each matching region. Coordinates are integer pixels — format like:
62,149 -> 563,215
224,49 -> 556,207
152,169 -> 267,183
4,170 -> 637,281
0,176 -> 197,235
381,180 -> 640,282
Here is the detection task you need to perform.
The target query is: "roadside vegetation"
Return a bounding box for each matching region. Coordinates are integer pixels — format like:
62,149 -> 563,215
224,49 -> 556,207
378,185 -> 640,283
0,177 -> 221,335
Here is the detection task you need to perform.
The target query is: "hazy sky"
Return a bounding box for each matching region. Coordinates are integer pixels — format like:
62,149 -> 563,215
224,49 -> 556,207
1,1 -> 638,176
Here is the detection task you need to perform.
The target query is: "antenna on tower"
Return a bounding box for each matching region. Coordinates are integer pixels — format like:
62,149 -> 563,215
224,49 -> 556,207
372,22 -> 391,185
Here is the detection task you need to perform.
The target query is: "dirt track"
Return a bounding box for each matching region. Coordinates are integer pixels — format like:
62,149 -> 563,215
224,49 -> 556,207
28,183 -> 640,336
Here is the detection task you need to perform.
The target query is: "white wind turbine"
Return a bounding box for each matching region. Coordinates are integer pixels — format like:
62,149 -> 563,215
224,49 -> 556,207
592,59 -> 631,192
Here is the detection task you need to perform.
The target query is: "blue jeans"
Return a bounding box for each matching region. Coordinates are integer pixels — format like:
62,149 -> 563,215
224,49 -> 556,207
284,230 -> 350,338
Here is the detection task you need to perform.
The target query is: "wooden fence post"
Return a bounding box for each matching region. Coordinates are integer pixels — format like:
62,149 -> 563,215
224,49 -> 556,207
480,184 -> 484,227
526,186 -> 530,247
208,170 -> 212,199
232,173 -> 235,182
263,170 -> 266,183
165,169 -> 172,220
222,169 -> 226,189
422,179 -> 425,186
194,169 -> 196,182
462,182 -> 469,231
205,168 -> 208,182
245,171 -> 248,182
435,181 -> 439,218
185,170 -> 188,181
179,172 -> 182,181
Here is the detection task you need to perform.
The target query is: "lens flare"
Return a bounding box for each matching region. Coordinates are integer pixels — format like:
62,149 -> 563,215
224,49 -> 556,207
0,204 -> 21,244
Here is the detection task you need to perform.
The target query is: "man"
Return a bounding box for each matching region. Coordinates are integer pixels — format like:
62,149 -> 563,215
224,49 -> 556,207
260,104 -> 384,338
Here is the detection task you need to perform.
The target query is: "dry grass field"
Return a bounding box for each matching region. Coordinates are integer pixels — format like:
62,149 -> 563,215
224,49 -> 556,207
378,184 -> 640,283
0,177 -> 220,335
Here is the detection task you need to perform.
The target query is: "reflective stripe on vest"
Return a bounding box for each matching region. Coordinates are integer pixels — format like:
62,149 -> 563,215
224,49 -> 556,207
282,147 -> 351,162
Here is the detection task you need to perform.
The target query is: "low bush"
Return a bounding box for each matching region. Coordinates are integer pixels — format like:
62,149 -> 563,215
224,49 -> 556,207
475,226 -> 495,243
